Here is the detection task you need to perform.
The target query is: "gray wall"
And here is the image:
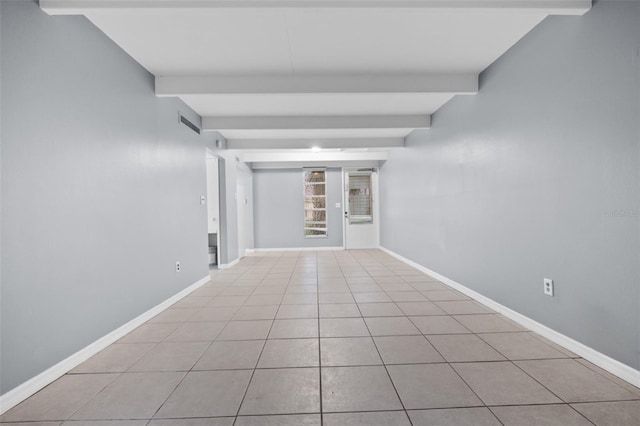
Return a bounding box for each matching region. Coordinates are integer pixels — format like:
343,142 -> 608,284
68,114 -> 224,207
254,168 -> 344,248
0,1 -> 212,393
380,0 -> 640,370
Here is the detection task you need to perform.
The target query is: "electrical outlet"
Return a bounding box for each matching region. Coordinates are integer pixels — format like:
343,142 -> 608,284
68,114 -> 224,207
176,261 -> 181,273
543,278 -> 554,296
200,195 -> 206,205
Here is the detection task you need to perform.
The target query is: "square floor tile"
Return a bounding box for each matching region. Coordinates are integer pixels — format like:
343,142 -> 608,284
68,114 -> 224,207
387,364 -> 481,409
233,305 -> 279,320
409,407 -> 501,426
149,308 -> 198,323
358,303 -> 404,317
353,292 -> 392,303
374,335 -> 444,364
323,411 -> 411,426
217,320 -> 272,340
118,323 -> 178,343
71,372 -> 184,420
453,362 -> 561,406
396,302 -> 445,316
453,314 -> 523,333
208,296 -> 248,307
191,307 -> 238,321
164,321 -> 226,342
219,287 -> 255,296
258,339 -> 319,368
71,343 -> 155,373
1,374 -> 117,422
387,291 -> 427,302
515,359 -> 639,402
427,334 -> 505,362
402,275 -> 438,283
128,341 -> 209,371
156,370 -> 252,418
244,294 -> 283,306
320,318 -> 370,337
62,421 -> 148,425
321,337 -> 382,366
239,368 -> 320,415
365,317 -> 420,336
348,284 -> 383,293
194,340 -> 264,370
491,405 -> 593,426
322,366 -> 403,412
410,282 -> 448,291
319,293 -> 355,304
282,294 -> 318,305
422,290 -> 469,301
276,304 -> 318,319
149,418 -> 233,426
268,319 -> 318,338
478,332 -> 568,360
235,414 -> 321,426
319,304 -> 361,318
435,301 -> 492,315
572,400 -> 640,426
409,316 -> 470,334
253,286 -> 287,295
286,285 -> 317,294
173,296 -> 213,309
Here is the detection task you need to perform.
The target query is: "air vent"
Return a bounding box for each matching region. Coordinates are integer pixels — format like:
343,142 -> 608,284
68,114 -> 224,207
179,114 -> 201,135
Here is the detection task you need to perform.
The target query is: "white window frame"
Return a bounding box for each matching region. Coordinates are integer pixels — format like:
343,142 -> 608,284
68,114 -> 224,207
303,168 -> 328,238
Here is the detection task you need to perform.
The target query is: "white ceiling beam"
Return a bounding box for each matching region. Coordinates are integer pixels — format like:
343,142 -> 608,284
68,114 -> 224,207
203,115 -> 430,131
156,74 -> 478,96
41,1 -> 591,16
227,137 -> 405,150
242,151 -> 388,163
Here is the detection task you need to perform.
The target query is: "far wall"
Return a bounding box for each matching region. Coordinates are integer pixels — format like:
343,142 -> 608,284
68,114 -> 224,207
253,168 -> 344,248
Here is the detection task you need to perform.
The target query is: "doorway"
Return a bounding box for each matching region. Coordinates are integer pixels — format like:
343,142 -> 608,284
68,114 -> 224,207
205,152 -> 220,267
343,168 -> 379,249
236,178 -> 247,259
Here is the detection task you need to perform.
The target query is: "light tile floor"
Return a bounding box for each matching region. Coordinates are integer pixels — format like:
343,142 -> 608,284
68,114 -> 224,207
3,250 -> 640,425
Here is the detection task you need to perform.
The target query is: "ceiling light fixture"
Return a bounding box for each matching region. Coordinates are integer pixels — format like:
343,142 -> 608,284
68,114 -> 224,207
311,146 -> 321,153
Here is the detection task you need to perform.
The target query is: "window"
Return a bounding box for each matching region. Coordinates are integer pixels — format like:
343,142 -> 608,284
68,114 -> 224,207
348,172 -> 373,224
304,169 -> 327,237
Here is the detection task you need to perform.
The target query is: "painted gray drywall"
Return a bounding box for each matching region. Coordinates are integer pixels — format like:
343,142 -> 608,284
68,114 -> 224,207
380,0 -> 640,369
253,168 -> 343,248
0,0 -> 212,393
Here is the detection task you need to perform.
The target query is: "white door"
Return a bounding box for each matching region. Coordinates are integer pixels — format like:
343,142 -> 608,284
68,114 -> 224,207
344,169 -> 379,249
237,180 -> 247,259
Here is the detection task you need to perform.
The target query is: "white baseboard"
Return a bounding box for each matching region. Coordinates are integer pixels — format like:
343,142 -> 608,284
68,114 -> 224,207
218,258 -> 240,269
252,246 -> 345,252
0,274 -> 210,415
379,246 -> 640,389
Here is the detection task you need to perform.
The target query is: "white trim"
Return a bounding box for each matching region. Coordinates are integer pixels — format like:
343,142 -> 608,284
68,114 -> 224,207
42,0 -> 591,16
0,275 -> 211,414
379,246 -> 640,389
218,258 -> 240,269
253,247 -> 345,252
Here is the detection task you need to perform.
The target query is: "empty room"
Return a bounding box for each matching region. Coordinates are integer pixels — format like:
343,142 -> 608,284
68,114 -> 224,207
1,0 -> 639,425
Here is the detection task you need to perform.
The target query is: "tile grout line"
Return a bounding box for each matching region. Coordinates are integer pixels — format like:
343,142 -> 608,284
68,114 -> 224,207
350,255 -> 415,426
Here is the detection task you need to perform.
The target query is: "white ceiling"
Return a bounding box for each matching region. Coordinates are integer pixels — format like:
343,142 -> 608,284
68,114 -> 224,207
42,0 -> 590,161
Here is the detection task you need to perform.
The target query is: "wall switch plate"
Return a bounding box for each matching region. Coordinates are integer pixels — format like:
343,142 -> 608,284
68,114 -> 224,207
335,202 -> 341,208
200,195 -> 206,205
544,278 -> 554,296
176,261 -> 181,272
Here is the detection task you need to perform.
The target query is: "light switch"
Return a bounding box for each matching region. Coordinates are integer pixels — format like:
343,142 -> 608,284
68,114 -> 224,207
335,202 -> 341,208
200,195 -> 206,204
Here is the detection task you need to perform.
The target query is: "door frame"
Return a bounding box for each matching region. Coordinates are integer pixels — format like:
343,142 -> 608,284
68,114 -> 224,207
342,167 -> 380,249
205,149 -> 221,266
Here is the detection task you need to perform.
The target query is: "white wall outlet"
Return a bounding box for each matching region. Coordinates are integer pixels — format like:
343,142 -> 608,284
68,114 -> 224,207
335,202 -> 341,208
200,195 -> 206,205
176,261 -> 181,272
543,278 -> 554,296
